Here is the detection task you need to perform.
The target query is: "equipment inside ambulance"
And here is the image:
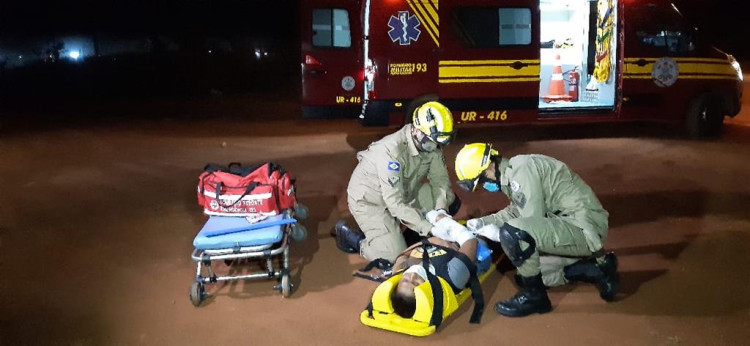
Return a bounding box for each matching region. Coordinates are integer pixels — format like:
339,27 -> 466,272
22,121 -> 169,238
301,0 -> 742,137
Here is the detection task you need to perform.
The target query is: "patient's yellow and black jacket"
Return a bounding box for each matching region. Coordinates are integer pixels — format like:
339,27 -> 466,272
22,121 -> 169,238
408,243 -> 470,293
365,240 -> 485,329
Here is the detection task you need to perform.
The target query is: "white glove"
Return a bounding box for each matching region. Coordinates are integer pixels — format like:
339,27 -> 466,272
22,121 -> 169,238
426,209 -> 450,225
466,218 -> 484,232
432,217 -> 475,246
474,224 -> 501,243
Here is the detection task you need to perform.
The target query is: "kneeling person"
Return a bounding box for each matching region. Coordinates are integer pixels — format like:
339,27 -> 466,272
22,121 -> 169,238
454,143 -> 619,318
336,102 -> 460,262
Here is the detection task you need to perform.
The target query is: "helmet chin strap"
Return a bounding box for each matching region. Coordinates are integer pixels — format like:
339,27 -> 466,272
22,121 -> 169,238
490,158 -> 502,184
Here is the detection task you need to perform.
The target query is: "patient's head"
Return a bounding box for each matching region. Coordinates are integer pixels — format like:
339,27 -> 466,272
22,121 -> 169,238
391,265 -> 427,318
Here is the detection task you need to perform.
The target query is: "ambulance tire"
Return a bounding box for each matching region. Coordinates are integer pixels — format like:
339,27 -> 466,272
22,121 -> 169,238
686,93 -> 724,138
405,95 -> 439,124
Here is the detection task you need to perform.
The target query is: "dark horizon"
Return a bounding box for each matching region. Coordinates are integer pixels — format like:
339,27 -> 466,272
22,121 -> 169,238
0,0 -> 299,38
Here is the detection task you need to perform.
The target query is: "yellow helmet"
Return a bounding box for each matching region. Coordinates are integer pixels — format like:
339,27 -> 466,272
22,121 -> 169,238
455,143 -> 498,191
412,101 -> 455,145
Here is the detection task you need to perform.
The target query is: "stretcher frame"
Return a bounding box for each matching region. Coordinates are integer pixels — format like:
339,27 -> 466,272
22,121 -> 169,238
189,221 -> 295,306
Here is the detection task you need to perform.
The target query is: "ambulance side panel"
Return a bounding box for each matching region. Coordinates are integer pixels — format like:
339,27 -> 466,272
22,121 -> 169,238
619,0 -> 740,123
439,0 -> 541,125
362,0 -> 440,125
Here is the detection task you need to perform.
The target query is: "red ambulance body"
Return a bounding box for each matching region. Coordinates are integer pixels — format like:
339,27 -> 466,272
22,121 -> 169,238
301,0 -> 742,137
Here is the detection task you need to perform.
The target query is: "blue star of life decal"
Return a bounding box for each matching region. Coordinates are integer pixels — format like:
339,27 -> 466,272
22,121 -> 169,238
388,11 -> 421,45
387,161 -> 401,171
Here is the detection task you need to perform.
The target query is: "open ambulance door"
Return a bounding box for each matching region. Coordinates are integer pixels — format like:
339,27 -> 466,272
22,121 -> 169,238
439,0 -> 541,124
300,0 -> 363,118
538,0 -> 618,113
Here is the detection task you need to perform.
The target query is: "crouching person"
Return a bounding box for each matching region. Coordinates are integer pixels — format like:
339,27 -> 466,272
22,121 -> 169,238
453,143 -> 620,318
335,101 -> 461,262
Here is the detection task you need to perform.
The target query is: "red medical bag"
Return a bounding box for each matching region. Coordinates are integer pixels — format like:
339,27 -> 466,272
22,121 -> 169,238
197,162 -> 296,217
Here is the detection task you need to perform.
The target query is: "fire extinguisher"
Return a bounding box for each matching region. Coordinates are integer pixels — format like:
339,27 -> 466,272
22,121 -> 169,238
567,67 -> 580,102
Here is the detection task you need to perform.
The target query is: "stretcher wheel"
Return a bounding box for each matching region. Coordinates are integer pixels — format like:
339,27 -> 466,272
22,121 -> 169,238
294,204 -> 309,220
290,223 -> 307,242
280,273 -> 292,298
190,281 -> 205,307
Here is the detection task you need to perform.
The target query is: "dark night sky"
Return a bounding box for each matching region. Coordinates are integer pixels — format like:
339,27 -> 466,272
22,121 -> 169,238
1,0 -> 747,49
0,0 -> 298,38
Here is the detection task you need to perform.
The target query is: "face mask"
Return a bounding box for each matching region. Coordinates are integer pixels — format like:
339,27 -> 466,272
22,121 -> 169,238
482,181 -> 500,192
416,132 -> 438,152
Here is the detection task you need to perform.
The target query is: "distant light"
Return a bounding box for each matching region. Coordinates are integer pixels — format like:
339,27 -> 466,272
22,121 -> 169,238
69,51 -> 80,60
208,50 -> 212,54
18,55 -> 22,59
263,52 -> 268,56
254,50 -> 261,59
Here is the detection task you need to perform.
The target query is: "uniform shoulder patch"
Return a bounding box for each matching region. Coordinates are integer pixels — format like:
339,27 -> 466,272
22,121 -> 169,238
510,180 -> 521,192
388,176 -> 400,187
512,191 -> 526,208
387,161 -> 401,171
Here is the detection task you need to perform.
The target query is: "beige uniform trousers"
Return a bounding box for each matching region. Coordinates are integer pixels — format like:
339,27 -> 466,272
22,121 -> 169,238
349,183 -> 438,262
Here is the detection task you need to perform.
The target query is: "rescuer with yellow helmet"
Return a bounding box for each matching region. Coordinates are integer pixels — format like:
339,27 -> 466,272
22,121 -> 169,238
335,101 -> 461,262
454,143 -> 619,317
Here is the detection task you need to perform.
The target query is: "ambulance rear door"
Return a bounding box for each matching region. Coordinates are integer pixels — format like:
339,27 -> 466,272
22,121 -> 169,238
301,0 -> 363,118
439,0 -> 540,125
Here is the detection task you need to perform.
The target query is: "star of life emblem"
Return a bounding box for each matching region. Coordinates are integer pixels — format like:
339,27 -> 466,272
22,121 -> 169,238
388,11 -> 421,45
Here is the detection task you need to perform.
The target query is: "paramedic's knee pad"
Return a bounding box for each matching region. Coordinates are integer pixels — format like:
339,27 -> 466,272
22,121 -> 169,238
498,223 -> 537,267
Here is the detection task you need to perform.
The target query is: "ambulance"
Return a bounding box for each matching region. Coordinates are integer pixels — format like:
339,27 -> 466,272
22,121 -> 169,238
300,0 -> 743,137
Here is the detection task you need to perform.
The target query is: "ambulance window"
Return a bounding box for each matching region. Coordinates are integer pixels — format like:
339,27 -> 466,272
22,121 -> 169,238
312,9 -> 351,48
452,8 -> 531,47
635,6 -> 694,53
498,9 -> 532,45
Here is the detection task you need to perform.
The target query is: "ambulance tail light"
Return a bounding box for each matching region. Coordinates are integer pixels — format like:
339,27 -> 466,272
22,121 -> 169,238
305,54 -> 322,67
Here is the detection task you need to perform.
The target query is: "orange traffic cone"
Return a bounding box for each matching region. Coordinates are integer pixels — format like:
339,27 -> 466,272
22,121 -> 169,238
542,54 -> 572,103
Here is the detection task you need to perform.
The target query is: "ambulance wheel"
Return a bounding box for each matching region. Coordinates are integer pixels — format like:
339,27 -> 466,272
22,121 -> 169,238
686,93 -> 724,138
190,281 -> 205,307
294,203 -> 309,220
280,273 -> 292,298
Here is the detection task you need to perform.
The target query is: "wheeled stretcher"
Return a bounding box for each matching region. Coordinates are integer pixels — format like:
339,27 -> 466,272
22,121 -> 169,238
360,245 -> 501,337
189,208 -> 307,306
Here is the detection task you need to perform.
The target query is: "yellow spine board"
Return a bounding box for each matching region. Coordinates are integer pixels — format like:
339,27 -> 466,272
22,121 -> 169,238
360,260 -> 499,336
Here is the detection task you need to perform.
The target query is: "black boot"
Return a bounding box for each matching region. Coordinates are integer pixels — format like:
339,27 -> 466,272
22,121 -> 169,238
564,252 -> 619,302
334,220 -> 365,254
495,274 -> 552,317
597,252 -> 619,302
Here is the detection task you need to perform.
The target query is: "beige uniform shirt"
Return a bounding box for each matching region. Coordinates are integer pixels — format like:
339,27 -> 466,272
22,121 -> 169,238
479,155 -> 609,252
347,124 -> 454,235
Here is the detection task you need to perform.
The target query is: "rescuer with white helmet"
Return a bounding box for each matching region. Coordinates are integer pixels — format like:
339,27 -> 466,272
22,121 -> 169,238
455,143 -> 619,317
335,101 -> 460,262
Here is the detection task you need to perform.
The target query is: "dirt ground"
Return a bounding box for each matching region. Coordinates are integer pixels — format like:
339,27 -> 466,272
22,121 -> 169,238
2,79 -> 750,345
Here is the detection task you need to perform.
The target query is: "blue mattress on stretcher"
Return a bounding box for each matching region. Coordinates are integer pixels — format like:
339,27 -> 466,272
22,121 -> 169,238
193,215 -> 286,250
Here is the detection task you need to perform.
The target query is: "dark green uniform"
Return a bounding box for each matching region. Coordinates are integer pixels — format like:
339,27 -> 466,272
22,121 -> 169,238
476,155 -> 609,286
